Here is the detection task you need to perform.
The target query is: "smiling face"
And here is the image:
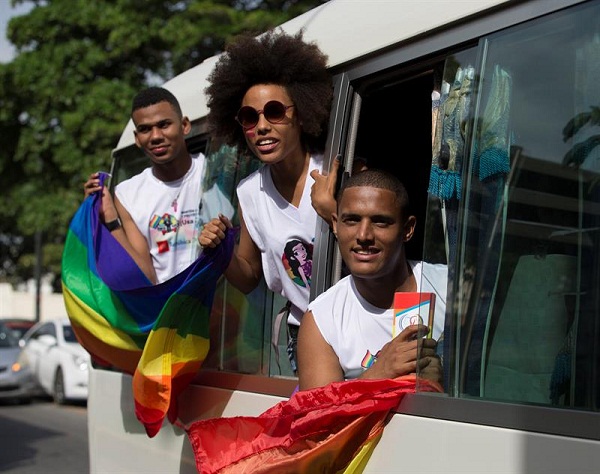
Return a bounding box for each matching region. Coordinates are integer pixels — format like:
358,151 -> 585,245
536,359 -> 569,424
133,101 -> 191,168
332,186 -> 416,283
240,84 -> 304,166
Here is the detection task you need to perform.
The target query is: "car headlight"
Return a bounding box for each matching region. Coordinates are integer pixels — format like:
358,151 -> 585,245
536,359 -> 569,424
73,354 -> 89,371
16,352 -> 30,370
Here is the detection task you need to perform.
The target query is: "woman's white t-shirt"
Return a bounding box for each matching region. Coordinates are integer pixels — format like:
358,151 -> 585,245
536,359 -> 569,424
236,154 -> 323,325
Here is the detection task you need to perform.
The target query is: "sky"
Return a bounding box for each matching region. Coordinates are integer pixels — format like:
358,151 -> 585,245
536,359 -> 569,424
0,0 -> 33,63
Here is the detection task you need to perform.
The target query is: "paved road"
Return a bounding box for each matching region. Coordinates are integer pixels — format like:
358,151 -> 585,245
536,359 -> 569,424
0,398 -> 88,473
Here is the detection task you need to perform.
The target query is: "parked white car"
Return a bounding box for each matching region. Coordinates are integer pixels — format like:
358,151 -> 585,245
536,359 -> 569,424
20,318 -> 91,404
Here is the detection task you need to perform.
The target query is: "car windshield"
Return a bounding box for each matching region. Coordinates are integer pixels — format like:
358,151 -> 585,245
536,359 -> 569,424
3,321 -> 34,340
0,324 -> 18,348
62,325 -> 78,343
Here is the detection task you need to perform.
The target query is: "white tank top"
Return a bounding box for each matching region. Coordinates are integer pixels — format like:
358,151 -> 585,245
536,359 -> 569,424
308,261 -> 447,379
237,154 -> 323,325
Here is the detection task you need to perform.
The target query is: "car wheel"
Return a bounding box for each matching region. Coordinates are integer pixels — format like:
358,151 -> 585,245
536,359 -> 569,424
53,368 -> 67,405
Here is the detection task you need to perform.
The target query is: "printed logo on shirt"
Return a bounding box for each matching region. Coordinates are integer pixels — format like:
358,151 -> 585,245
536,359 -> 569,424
282,239 -> 313,290
149,208 -> 199,255
361,349 -> 381,369
150,213 -> 179,234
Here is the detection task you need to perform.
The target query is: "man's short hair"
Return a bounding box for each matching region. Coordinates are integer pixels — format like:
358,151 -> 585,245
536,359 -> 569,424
131,87 -> 183,118
337,168 -> 410,215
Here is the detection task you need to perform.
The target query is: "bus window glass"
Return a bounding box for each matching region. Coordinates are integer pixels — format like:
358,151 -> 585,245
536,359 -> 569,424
424,47 -> 479,380
200,144 -> 295,378
454,1 -> 600,410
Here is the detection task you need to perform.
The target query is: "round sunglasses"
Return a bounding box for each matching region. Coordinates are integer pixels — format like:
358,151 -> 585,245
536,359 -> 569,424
235,101 -> 295,129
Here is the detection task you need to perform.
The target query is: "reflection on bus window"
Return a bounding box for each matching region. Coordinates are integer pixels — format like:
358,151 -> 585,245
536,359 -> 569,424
201,144 -> 295,377
448,1 -> 600,410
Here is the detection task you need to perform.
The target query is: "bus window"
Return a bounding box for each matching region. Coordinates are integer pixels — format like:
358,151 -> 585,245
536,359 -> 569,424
451,0 -> 600,409
345,42 -> 481,389
340,0 -> 600,414
198,143 -> 296,378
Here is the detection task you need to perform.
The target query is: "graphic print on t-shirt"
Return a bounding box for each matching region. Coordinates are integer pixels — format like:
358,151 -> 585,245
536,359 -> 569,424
149,208 -> 198,254
282,239 -> 313,290
361,349 -> 381,369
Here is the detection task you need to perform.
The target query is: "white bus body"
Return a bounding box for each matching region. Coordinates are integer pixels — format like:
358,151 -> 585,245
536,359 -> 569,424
90,0 -> 600,472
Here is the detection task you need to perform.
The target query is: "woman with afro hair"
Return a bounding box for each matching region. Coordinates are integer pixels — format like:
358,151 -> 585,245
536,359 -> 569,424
199,29 -> 337,373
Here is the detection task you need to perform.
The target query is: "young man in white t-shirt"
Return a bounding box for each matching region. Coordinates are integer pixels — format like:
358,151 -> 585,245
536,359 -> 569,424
297,169 -> 445,390
84,87 -> 213,284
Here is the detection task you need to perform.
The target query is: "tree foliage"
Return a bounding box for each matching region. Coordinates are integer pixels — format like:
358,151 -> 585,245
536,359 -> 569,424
0,0 -> 328,289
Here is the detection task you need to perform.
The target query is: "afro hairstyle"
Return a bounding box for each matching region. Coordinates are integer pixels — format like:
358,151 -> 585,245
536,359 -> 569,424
205,29 -> 333,153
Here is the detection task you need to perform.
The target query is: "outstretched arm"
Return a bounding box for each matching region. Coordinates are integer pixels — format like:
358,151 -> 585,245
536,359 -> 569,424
199,208 -> 263,294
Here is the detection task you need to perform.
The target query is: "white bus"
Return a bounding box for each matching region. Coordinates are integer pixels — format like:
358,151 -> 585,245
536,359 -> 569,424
88,0 -> 600,472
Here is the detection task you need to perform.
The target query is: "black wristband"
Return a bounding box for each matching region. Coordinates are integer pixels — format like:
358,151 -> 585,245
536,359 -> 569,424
105,218 -> 122,232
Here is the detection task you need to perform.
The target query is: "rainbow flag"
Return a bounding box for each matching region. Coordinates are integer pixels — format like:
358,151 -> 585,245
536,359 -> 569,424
185,375 -> 442,474
62,185 -> 234,437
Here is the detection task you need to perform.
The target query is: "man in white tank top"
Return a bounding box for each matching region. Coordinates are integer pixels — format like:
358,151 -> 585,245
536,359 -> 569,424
297,169 -> 445,390
83,87 -> 218,284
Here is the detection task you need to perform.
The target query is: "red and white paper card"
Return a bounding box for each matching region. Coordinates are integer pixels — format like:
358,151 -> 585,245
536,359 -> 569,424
393,292 -> 436,338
